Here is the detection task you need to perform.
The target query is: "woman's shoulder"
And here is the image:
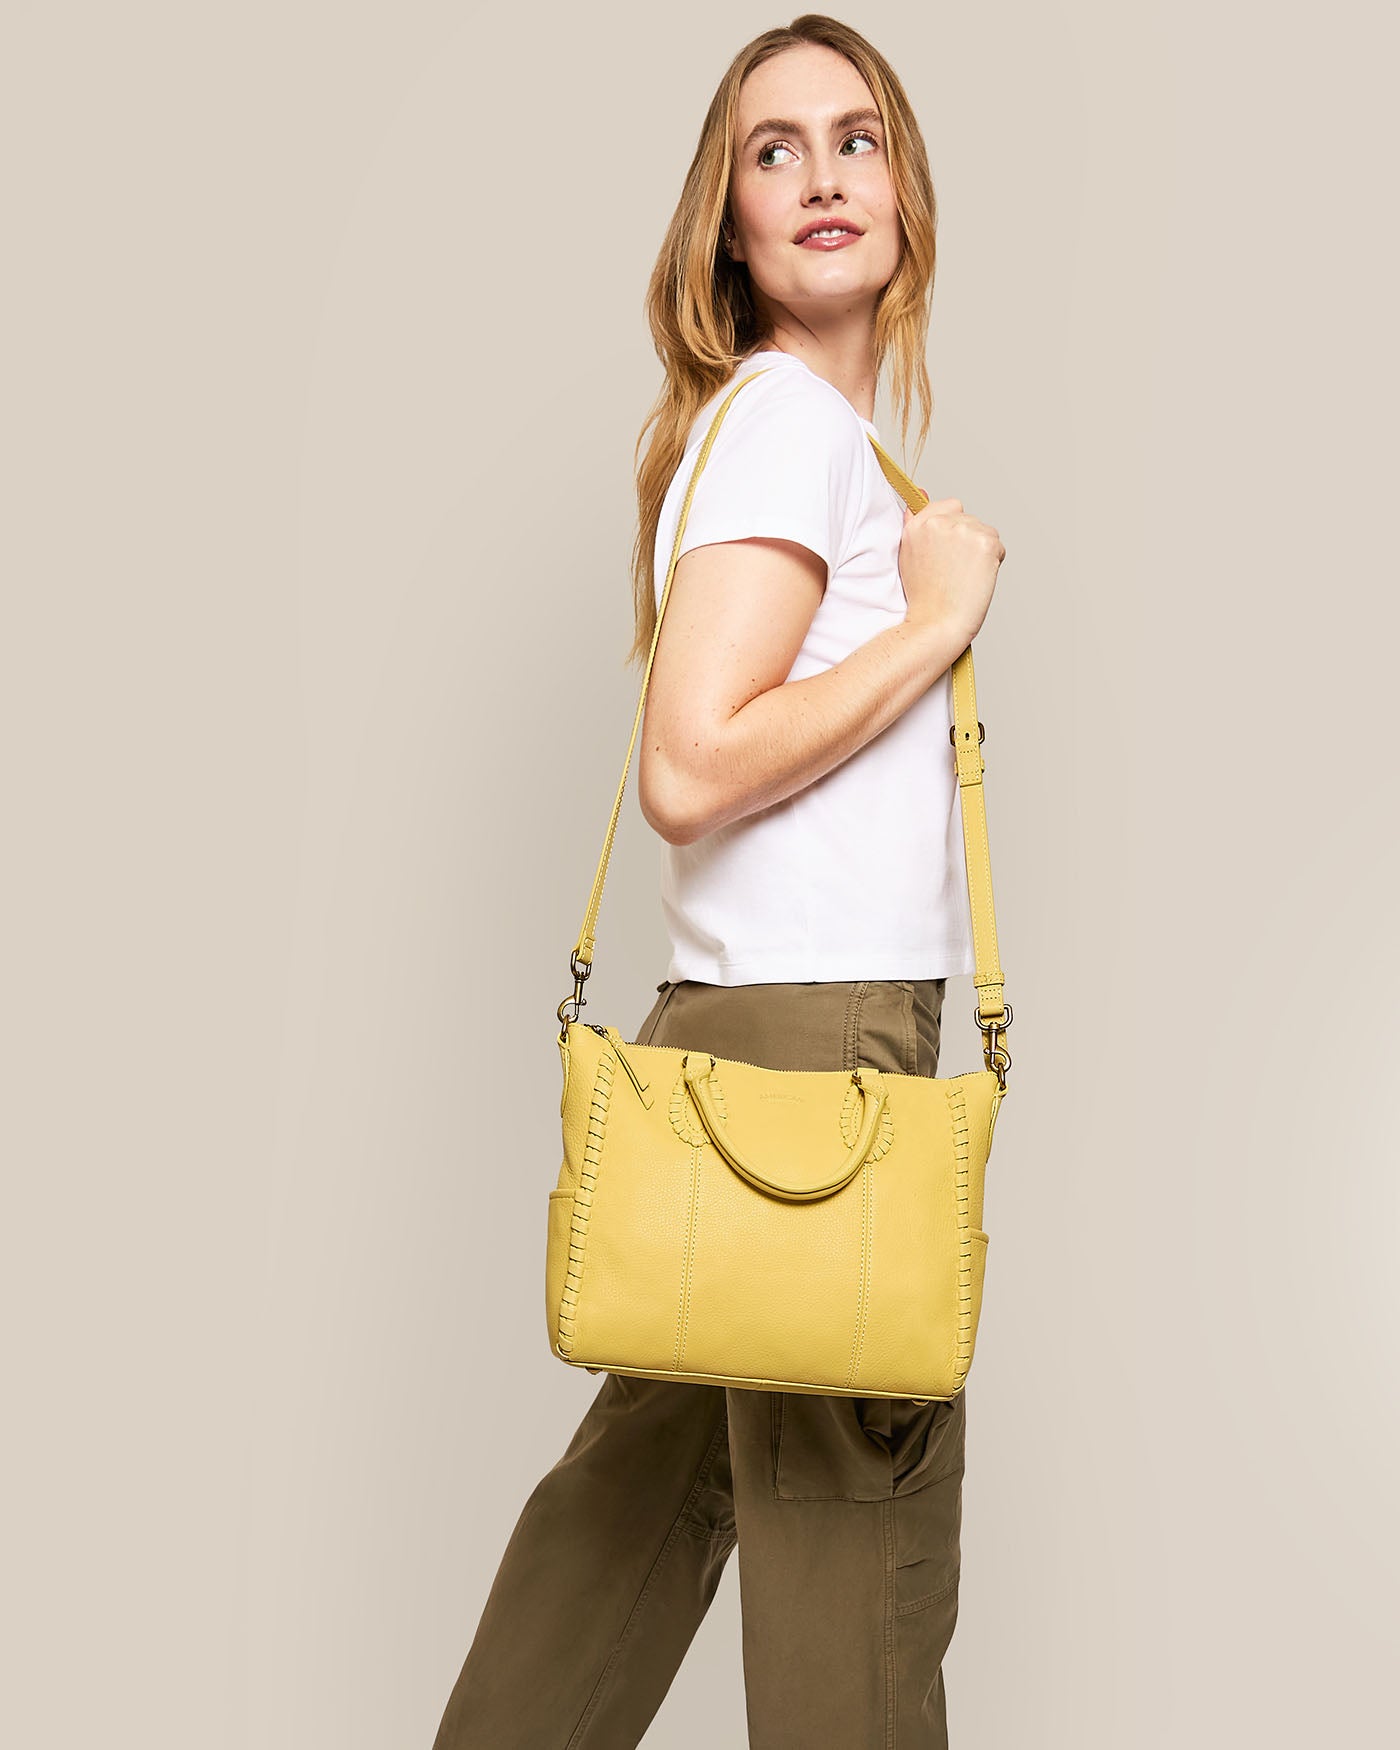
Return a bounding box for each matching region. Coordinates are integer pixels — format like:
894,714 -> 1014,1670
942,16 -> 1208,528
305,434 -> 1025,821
691,354 -> 869,468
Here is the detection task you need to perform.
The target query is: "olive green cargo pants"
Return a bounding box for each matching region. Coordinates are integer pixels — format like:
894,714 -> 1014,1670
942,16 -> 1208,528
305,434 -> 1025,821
432,976 -> 967,1749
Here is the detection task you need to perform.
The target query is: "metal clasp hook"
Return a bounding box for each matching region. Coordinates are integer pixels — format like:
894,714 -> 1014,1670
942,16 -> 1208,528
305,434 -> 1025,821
976,999 -> 1013,1091
557,948 -> 592,1039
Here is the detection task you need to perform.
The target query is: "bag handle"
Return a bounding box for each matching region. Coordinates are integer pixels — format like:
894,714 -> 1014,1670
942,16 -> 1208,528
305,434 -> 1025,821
681,1056 -> 888,1201
558,367 -> 1011,1085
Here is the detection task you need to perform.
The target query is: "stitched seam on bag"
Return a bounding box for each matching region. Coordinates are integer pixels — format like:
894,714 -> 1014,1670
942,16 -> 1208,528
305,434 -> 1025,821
947,1082 -> 973,1384
845,1159 -> 874,1389
674,1142 -> 702,1372
556,1052 -> 615,1357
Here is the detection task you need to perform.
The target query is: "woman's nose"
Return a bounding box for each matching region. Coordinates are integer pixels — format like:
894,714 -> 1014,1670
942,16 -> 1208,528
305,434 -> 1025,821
803,152 -> 847,203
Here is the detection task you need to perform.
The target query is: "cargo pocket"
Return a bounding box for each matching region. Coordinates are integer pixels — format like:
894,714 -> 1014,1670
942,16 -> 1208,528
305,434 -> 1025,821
772,1387 -> 966,1502
893,1461 -> 963,1629
845,979 -> 916,1076
884,1389 -> 967,1497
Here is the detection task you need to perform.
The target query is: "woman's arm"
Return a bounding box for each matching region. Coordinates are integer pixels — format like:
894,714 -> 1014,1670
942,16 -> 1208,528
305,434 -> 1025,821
637,535 -> 972,848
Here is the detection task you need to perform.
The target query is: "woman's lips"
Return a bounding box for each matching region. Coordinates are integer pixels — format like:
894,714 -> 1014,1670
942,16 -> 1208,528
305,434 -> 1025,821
796,229 -> 862,250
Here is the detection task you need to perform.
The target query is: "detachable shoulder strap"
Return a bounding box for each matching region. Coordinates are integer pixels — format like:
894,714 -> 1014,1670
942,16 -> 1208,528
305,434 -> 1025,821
863,432 -> 1008,1044
562,367 -> 1010,1065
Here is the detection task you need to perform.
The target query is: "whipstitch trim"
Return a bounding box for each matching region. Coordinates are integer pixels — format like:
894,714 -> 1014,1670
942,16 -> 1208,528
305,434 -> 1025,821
669,1061 -> 729,1146
839,1076 -> 895,1159
946,1081 -> 975,1384
555,1050 -> 616,1357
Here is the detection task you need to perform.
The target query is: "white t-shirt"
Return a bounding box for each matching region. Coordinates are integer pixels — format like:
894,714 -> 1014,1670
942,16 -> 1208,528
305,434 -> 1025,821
648,347 -> 976,985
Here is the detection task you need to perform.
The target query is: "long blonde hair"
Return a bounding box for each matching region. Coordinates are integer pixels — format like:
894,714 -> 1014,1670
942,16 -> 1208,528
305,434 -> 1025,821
625,13 -> 938,670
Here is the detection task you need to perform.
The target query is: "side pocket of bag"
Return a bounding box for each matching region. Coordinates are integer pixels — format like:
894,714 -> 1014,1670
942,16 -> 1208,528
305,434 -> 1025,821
970,1230 -> 989,1304
545,1188 -> 576,1355
958,1229 -> 990,1375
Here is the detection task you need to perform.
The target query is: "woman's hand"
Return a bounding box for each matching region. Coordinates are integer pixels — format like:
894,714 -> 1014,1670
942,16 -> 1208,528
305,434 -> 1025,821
898,494 -> 1005,648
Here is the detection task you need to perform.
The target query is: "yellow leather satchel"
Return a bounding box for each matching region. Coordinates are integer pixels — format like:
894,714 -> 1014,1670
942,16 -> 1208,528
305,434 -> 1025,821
547,367 -> 1013,1403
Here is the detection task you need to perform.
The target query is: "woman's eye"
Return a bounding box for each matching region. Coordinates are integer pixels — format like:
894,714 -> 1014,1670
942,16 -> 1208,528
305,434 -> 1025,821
757,130 -> 879,169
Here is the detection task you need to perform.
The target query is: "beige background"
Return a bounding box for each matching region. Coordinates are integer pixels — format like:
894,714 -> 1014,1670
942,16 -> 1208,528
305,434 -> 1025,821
4,2 -> 1396,1744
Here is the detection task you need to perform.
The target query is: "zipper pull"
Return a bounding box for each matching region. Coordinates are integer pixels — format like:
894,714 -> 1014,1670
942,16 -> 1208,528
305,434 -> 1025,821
589,1024 -> 653,1108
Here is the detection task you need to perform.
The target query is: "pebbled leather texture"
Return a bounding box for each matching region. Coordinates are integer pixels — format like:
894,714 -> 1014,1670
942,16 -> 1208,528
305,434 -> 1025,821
548,1022 -> 1000,1402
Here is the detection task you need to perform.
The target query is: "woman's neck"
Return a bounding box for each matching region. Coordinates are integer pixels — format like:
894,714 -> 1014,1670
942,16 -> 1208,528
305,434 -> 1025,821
750,331 -> 879,426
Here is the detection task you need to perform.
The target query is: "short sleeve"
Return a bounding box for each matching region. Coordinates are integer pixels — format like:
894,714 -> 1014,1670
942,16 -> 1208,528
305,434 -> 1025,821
671,370 -> 861,580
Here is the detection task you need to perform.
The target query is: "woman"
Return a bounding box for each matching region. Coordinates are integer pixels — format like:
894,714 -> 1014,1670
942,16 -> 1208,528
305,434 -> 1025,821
433,15 -> 1004,1747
